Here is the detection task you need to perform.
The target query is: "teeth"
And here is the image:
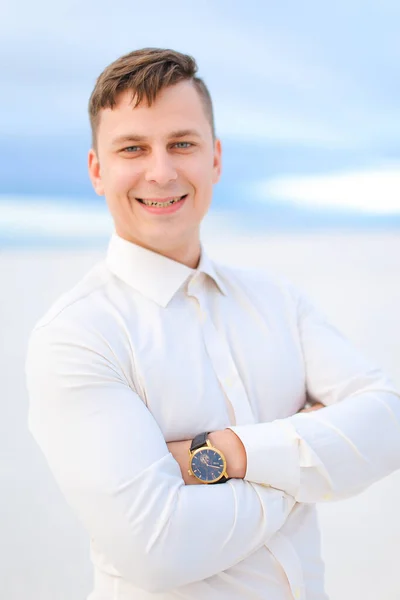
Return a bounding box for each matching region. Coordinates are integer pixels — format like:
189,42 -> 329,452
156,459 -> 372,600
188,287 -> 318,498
142,196 -> 182,207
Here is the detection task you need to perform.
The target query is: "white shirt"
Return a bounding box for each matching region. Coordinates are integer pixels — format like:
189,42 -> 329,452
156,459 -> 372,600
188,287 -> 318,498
25,232 -> 400,600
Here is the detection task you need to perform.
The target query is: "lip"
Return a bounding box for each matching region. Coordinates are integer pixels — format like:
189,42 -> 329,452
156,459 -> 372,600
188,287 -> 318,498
136,194 -> 188,214
137,195 -> 186,203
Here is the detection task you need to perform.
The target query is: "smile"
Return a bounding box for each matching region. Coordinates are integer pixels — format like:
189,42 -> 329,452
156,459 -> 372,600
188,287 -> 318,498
136,194 -> 187,207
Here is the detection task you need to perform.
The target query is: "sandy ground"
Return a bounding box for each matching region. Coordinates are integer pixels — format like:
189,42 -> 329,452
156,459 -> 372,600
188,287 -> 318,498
2,228 -> 400,600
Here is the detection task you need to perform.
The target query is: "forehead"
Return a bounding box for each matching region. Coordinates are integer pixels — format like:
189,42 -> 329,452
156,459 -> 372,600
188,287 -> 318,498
97,80 -> 211,144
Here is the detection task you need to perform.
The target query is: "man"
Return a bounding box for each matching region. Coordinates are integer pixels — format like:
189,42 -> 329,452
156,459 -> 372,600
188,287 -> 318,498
25,48 -> 400,600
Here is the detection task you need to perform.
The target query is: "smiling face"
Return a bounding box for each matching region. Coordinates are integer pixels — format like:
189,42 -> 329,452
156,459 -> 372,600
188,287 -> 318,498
88,81 -> 222,267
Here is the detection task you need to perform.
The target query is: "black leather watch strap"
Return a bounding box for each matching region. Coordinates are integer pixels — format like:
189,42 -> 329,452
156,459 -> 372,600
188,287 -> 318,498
214,475 -> 229,484
190,431 -> 209,452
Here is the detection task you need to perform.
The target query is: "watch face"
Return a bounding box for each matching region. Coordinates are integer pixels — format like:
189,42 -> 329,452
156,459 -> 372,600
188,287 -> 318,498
190,448 -> 225,482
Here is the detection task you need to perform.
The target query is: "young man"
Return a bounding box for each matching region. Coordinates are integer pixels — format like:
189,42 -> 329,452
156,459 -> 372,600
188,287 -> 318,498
25,48 -> 400,600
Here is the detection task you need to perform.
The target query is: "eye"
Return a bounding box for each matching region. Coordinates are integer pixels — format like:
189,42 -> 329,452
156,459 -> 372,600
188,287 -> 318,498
122,146 -> 142,153
173,142 -> 193,149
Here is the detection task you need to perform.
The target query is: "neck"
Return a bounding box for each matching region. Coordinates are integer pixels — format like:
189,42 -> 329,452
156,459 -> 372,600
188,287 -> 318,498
116,229 -> 201,269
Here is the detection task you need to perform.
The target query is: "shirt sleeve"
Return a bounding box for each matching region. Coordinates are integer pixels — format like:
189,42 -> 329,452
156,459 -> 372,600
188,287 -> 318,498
25,318 -> 296,594
228,287 -> 400,503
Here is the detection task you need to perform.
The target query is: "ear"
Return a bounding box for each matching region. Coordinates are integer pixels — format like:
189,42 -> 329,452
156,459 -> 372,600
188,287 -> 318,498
212,138 -> 222,185
88,148 -> 105,196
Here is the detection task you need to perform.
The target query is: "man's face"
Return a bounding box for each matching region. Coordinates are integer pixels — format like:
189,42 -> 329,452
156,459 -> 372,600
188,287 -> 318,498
88,81 -> 222,257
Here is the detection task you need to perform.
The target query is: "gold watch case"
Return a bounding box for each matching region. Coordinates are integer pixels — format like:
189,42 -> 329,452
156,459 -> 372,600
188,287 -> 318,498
187,438 -> 229,484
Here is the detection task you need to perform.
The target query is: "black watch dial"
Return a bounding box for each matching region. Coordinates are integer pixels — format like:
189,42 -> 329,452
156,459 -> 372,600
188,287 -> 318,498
190,448 -> 225,482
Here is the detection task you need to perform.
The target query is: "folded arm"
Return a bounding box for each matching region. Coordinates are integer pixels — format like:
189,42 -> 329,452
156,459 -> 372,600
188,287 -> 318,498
227,289 -> 400,503
25,320 -> 296,593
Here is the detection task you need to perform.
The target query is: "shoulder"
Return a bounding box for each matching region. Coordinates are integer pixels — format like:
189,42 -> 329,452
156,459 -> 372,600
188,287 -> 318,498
28,259 -> 118,346
25,259 -> 133,388
25,261 -> 135,407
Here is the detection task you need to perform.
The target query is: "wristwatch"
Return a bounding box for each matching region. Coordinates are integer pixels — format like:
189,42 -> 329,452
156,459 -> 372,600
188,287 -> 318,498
188,432 -> 230,484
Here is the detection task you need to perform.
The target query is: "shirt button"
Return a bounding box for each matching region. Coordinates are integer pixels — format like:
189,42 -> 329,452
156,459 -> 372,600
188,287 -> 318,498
224,375 -> 236,387
294,588 -> 301,599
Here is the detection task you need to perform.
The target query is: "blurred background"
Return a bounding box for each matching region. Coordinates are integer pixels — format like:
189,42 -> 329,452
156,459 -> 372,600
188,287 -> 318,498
1,1 -> 400,599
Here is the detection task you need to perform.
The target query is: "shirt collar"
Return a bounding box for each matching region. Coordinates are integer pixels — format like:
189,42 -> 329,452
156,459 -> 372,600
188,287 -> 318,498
105,232 -> 227,307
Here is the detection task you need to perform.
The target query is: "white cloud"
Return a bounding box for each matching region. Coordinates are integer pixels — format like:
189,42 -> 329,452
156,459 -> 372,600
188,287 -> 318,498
0,198 -> 113,237
256,164 -> 400,214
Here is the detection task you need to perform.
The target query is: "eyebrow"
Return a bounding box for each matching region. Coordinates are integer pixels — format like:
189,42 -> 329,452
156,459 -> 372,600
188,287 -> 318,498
111,129 -> 202,145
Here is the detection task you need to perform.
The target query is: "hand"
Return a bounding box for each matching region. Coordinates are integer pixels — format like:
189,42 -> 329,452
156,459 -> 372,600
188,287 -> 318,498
298,401 -> 324,413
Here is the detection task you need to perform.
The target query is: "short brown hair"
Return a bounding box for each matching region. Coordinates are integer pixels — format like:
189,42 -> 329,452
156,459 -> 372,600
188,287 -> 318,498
88,47 -> 215,149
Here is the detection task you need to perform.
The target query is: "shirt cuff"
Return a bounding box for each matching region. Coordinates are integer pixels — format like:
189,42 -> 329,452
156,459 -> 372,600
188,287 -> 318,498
227,420 -> 303,496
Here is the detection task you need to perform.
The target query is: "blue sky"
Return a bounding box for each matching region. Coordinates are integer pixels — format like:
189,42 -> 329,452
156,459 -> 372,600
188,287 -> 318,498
1,1 -> 400,218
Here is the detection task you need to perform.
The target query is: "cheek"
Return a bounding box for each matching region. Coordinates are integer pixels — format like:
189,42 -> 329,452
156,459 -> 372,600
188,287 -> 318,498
186,158 -> 214,192
103,159 -> 140,192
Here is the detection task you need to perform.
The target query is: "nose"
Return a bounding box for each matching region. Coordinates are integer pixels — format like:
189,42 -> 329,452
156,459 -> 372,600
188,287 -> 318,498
144,149 -> 178,186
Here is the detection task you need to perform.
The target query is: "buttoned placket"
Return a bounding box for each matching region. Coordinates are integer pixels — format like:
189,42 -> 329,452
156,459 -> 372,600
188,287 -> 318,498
186,272 -> 256,427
